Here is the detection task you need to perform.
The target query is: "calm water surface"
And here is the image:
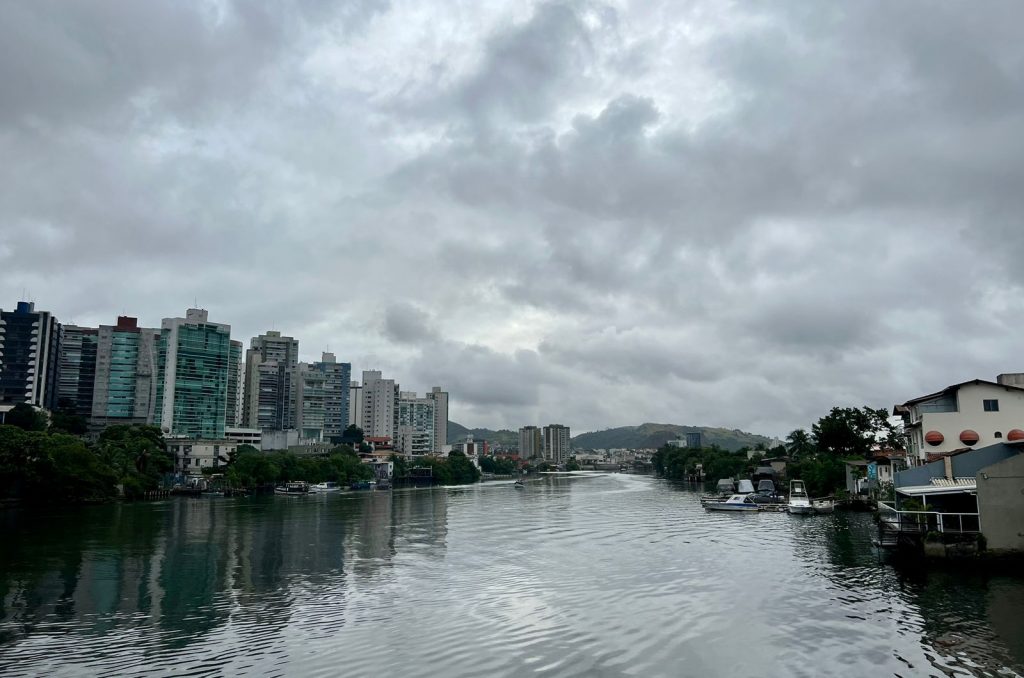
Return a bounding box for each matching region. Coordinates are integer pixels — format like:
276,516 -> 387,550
1,473 -> 1022,677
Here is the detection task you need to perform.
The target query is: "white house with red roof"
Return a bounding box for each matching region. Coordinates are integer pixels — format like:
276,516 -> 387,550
893,377 -> 1024,465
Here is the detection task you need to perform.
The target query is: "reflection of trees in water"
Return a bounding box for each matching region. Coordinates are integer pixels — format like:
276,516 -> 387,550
0,503 -> 168,644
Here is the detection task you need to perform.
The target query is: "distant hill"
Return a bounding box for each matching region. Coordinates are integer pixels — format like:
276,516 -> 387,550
448,421 -> 772,452
571,423 -> 772,452
447,422 -> 518,448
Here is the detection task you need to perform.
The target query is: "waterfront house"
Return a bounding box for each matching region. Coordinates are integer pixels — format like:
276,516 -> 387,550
893,378 -> 1024,465
878,441 -> 1024,553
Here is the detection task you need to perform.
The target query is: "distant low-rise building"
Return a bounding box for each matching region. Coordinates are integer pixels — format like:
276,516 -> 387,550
167,438 -> 236,475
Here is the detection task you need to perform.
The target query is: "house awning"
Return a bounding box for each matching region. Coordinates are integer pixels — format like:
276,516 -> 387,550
896,478 -> 976,496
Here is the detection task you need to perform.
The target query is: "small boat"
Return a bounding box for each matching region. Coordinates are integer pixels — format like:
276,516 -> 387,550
704,494 -> 760,512
275,481 -> 309,495
309,482 -> 341,493
787,480 -> 814,514
737,479 -> 755,494
812,498 -> 835,514
375,479 -> 391,490
514,479 -> 525,489
349,480 -> 376,491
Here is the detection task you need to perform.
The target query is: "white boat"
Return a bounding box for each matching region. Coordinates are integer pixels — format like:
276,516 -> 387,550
309,482 -> 341,493
514,479 -> 525,489
704,494 -> 760,512
812,498 -> 835,514
787,480 -> 814,514
737,479 -> 755,494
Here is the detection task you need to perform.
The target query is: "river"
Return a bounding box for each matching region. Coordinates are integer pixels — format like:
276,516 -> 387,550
1,473 -> 1022,677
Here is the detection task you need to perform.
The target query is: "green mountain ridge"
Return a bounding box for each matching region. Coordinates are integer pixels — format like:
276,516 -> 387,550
447,421 -> 772,452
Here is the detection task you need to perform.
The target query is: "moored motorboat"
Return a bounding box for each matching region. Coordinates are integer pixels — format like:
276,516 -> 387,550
787,480 -> 814,514
275,481 -> 310,495
812,498 -> 835,514
309,482 -> 341,493
704,494 -> 760,512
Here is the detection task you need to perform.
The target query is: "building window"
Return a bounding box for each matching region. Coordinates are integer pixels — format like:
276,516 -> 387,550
995,431 -> 1003,438
984,399 -> 999,412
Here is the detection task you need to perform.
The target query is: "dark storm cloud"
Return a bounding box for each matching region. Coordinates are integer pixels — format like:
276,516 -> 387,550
3,0 -> 1024,436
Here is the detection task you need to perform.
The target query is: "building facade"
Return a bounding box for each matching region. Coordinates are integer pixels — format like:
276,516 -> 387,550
427,386 -> 448,453
58,325 -> 98,416
309,352 -> 350,442
226,340 -> 243,427
361,370 -> 398,440
90,317 -> 162,428
519,425 -> 542,459
543,424 -> 571,464
243,331 -> 300,431
894,379 -> 1024,464
348,380 -> 362,427
0,301 -> 61,411
397,391 -> 435,457
154,309 -> 232,439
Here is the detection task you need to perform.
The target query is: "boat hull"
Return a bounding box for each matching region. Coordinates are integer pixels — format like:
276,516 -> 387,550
787,504 -> 815,515
704,504 -> 759,512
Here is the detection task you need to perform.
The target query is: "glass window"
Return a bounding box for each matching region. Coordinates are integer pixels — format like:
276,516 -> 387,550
984,399 -> 999,412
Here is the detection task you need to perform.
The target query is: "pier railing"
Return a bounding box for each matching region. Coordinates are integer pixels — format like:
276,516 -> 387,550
876,501 -> 980,534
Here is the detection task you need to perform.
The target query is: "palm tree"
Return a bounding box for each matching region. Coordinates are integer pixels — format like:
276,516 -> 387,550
785,429 -> 814,460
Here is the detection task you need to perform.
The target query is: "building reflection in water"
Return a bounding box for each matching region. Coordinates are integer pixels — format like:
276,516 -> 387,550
0,488 -> 450,660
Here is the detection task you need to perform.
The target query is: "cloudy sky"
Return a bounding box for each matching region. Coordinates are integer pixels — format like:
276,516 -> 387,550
2,1 -> 1023,437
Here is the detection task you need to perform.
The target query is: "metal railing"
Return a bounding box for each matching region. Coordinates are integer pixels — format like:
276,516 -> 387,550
877,501 -> 981,534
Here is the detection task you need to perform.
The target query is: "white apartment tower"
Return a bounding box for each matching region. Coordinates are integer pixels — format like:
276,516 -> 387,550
360,370 -> 398,440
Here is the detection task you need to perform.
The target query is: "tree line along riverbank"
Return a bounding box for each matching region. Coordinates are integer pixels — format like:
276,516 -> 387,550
0,404 -> 482,505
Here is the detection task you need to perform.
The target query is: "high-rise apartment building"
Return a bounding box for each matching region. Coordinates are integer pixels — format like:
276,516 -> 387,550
90,317 -> 161,428
519,425 -> 542,459
427,386 -> 448,453
296,362 -> 326,440
58,325 -> 98,416
0,301 -> 61,411
154,309 -> 232,439
361,370 -> 398,440
243,331 -> 299,431
310,352 -> 350,442
397,391 -> 435,457
543,424 -> 571,464
348,381 -> 362,427
226,340 -> 243,427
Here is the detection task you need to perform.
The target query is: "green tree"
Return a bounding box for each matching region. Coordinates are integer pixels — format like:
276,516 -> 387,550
97,425 -> 172,497
785,429 -> 815,460
565,457 -> 581,471
812,407 -> 895,458
5,403 -> 47,431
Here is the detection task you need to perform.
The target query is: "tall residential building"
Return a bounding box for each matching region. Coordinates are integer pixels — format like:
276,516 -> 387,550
348,381 -> 362,427
310,352 -> 350,442
543,424 -> 571,464
0,301 -> 61,411
226,340 -> 243,427
519,425 -> 542,459
91,317 -> 161,428
361,370 -> 398,440
154,309 -> 232,439
243,331 -> 299,431
58,325 -> 98,416
296,362 -> 326,440
397,391 -> 435,457
427,386 -> 448,453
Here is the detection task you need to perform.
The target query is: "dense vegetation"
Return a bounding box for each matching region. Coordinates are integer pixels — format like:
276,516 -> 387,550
223,445 -> 374,487
0,404 -> 173,502
653,406 -> 902,498
479,455 -> 517,474
405,451 -> 481,485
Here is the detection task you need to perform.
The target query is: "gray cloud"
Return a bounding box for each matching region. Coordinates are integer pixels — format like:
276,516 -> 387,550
3,0 -> 1024,437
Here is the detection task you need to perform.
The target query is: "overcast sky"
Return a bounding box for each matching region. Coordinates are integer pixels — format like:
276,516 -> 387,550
2,1 -> 1023,437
